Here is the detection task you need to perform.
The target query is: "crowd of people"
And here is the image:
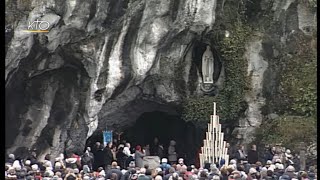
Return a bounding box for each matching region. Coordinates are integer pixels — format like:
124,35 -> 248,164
5,138 -> 317,180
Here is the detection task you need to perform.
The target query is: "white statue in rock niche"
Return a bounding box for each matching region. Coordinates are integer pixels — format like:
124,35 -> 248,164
201,45 -> 214,83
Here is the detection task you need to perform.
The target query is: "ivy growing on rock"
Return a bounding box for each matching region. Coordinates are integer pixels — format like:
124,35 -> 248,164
278,32 -> 317,117
181,22 -> 253,125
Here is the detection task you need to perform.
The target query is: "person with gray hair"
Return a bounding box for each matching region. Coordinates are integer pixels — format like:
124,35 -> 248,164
155,175 -> 163,180
164,167 -> 176,180
208,164 -> 220,179
7,154 -> 15,164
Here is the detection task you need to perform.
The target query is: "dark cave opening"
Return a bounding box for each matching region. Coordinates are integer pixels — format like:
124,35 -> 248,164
127,111 -> 206,165
86,111 -> 205,165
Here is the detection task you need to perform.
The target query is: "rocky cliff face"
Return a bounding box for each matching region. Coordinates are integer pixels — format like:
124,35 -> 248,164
5,0 -> 316,158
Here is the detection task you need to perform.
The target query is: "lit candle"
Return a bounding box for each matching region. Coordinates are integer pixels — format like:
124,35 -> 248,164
213,102 -> 216,115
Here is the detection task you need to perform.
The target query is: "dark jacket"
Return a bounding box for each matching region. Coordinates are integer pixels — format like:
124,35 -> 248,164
121,168 -> 136,180
138,175 -> 152,180
265,150 -> 275,162
93,149 -> 105,170
103,147 -> 114,166
235,150 -> 247,161
81,152 -> 94,167
247,150 -> 258,164
164,173 -> 173,180
265,175 -> 277,180
106,168 -> 123,180
222,174 -> 228,180
116,149 -> 127,169
150,143 -> 160,156
308,172 -> 316,180
274,169 -> 284,179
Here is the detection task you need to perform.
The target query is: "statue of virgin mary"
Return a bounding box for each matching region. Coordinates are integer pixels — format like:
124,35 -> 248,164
201,45 -> 214,83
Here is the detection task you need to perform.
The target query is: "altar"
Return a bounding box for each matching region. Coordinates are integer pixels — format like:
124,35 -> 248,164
142,156 -> 161,169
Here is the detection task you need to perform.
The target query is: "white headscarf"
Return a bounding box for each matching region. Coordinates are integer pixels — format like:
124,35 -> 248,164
12,160 -> 21,170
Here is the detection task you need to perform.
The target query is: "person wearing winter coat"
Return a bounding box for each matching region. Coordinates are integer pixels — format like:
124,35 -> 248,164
106,162 -> 123,180
168,140 -> 177,165
160,158 -> 171,172
265,147 -> 276,162
104,142 -> 114,169
235,145 -> 247,162
93,145 -> 105,171
116,146 -> 127,169
81,147 -> 94,170
150,137 -> 160,156
247,144 -> 259,164
135,145 -> 146,168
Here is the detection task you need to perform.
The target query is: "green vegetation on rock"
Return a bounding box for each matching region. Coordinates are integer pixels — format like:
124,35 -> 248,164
181,22 -> 253,125
255,116 -> 316,151
278,32 -> 317,117
255,8 -> 317,148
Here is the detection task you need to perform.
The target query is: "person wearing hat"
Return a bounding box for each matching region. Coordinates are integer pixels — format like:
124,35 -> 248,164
7,154 -> 15,164
106,161 -> 123,179
283,165 -> 297,179
65,156 -> 78,169
274,163 -> 285,179
177,158 -> 187,171
24,160 -> 32,171
160,158 -> 171,172
81,147 -> 94,170
284,149 -> 293,167
265,160 -> 272,169
178,158 -> 186,166
12,160 -> 22,170
248,167 -> 259,180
